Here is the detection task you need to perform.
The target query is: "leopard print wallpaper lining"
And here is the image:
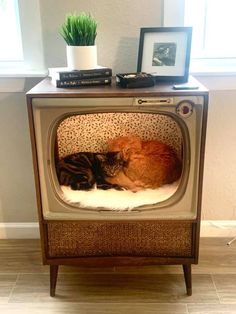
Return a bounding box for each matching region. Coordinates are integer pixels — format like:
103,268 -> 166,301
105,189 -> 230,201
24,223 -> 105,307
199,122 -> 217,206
56,112 -> 182,159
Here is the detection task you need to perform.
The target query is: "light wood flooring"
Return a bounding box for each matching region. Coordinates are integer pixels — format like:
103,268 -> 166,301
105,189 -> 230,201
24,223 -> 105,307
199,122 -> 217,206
0,238 -> 236,313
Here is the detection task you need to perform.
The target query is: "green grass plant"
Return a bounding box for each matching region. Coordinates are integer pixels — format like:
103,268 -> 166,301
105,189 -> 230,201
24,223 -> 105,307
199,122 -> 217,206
60,12 -> 97,46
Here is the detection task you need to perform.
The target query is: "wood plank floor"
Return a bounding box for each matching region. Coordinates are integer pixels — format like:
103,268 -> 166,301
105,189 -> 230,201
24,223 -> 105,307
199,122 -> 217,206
0,238 -> 236,313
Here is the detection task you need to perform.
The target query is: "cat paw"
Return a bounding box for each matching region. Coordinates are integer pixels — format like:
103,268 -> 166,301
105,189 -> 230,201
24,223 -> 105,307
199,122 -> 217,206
97,184 -> 111,190
130,186 -> 144,193
71,182 -> 93,190
113,185 -> 126,191
98,184 -> 125,191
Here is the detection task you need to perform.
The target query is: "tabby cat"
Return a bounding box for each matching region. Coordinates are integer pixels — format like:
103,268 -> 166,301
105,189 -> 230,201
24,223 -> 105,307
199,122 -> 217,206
107,135 -> 182,190
56,151 -> 125,191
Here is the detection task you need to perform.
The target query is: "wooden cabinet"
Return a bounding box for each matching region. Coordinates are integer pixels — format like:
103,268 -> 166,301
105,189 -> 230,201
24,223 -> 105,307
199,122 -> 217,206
27,77 -> 208,296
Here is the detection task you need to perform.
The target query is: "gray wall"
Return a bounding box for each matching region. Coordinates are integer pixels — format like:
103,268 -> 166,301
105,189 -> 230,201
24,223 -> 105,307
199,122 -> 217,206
0,0 -> 163,223
0,0 -> 236,224
198,87 -> 236,220
0,78 -> 41,222
40,0 -> 163,73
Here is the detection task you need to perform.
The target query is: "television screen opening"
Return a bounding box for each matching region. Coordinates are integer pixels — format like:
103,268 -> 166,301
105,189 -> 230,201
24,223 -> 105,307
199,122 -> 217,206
53,112 -> 187,211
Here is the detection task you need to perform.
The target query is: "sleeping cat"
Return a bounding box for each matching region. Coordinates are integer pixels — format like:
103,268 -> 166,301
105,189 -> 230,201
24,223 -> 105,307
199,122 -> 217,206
107,135 -> 182,190
56,151 -> 125,191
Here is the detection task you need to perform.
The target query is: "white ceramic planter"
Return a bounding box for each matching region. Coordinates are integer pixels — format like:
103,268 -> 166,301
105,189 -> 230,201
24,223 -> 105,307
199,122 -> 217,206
66,45 -> 97,70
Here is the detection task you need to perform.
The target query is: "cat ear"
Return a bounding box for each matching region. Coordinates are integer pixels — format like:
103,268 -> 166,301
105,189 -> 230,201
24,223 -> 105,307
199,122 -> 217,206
96,154 -> 106,162
122,148 -> 131,160
115,151 -> 123,160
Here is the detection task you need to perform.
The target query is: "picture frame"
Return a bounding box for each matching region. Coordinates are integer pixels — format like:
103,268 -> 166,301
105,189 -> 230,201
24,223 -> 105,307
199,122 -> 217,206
137,27 -> 192,83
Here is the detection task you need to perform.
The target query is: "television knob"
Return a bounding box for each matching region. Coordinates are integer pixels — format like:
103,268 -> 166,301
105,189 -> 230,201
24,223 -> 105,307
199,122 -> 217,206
176,101 -> 193,118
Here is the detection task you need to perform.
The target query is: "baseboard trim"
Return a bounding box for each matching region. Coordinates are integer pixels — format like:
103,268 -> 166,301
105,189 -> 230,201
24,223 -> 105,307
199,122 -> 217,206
200,220 -> 236,237
0,223 -> 40,239
0,221 -> 236,239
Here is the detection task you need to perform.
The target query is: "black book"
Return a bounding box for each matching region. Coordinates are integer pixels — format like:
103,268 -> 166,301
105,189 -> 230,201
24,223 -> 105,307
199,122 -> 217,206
48,66 -> 112,81
51,76 -> 112,88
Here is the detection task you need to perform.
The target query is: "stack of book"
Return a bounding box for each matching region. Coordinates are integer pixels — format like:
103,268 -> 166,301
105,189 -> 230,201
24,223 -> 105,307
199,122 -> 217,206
48,66 -> 112,88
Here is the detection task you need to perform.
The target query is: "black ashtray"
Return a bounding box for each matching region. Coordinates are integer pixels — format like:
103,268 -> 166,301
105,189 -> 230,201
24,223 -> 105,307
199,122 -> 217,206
116,72 -> 155,88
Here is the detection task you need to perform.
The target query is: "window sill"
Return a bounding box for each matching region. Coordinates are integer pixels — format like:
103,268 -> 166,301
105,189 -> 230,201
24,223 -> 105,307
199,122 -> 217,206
189,59 -> 236,90
190,58 -> 236,76
0,69 -> 47,78
190,66 -> 236,77
0,69 -> 47,93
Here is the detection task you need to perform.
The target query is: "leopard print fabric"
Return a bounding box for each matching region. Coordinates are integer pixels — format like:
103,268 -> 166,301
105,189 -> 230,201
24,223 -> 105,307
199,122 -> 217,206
57,113 -> 182,159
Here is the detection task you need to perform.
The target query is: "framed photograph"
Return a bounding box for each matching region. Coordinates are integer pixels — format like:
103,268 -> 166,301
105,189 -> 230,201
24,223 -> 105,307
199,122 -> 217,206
137,27 -> 192,82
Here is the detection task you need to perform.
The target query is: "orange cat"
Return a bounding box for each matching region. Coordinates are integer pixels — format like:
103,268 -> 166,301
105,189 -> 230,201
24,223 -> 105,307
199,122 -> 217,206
106,135 -> 182,190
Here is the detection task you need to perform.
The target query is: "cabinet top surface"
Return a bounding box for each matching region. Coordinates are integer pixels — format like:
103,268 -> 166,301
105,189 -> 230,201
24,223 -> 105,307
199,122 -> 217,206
26,76 -> 208,98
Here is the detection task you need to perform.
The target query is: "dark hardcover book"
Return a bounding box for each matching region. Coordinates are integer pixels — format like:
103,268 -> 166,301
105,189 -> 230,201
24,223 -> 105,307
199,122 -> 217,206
52,76 -> 112,88
48,66 -> 112,81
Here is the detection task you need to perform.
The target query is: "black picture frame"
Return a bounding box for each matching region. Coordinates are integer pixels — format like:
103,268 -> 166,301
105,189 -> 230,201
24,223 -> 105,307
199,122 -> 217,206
137,27 -> 192,83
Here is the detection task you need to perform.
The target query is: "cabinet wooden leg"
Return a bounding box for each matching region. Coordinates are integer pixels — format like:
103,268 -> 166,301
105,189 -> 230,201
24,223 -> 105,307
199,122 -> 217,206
50,265 -> 59,297
182,264 -> 192,296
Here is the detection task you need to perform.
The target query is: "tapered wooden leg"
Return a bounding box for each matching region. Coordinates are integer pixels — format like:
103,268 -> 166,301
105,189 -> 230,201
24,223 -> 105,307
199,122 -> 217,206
182,264 -> 192,296
50,265 -> 59,297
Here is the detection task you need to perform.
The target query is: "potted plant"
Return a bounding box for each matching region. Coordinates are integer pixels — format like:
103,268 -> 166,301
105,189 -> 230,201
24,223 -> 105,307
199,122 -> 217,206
60,12 -> 98,70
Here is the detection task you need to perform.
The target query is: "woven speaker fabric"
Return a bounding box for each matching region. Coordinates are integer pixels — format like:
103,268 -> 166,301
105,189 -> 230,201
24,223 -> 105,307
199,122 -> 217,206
47,221 -> 192,258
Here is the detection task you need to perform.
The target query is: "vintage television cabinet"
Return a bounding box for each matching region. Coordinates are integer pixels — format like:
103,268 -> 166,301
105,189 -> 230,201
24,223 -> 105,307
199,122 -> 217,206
27,77 -> 208,296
